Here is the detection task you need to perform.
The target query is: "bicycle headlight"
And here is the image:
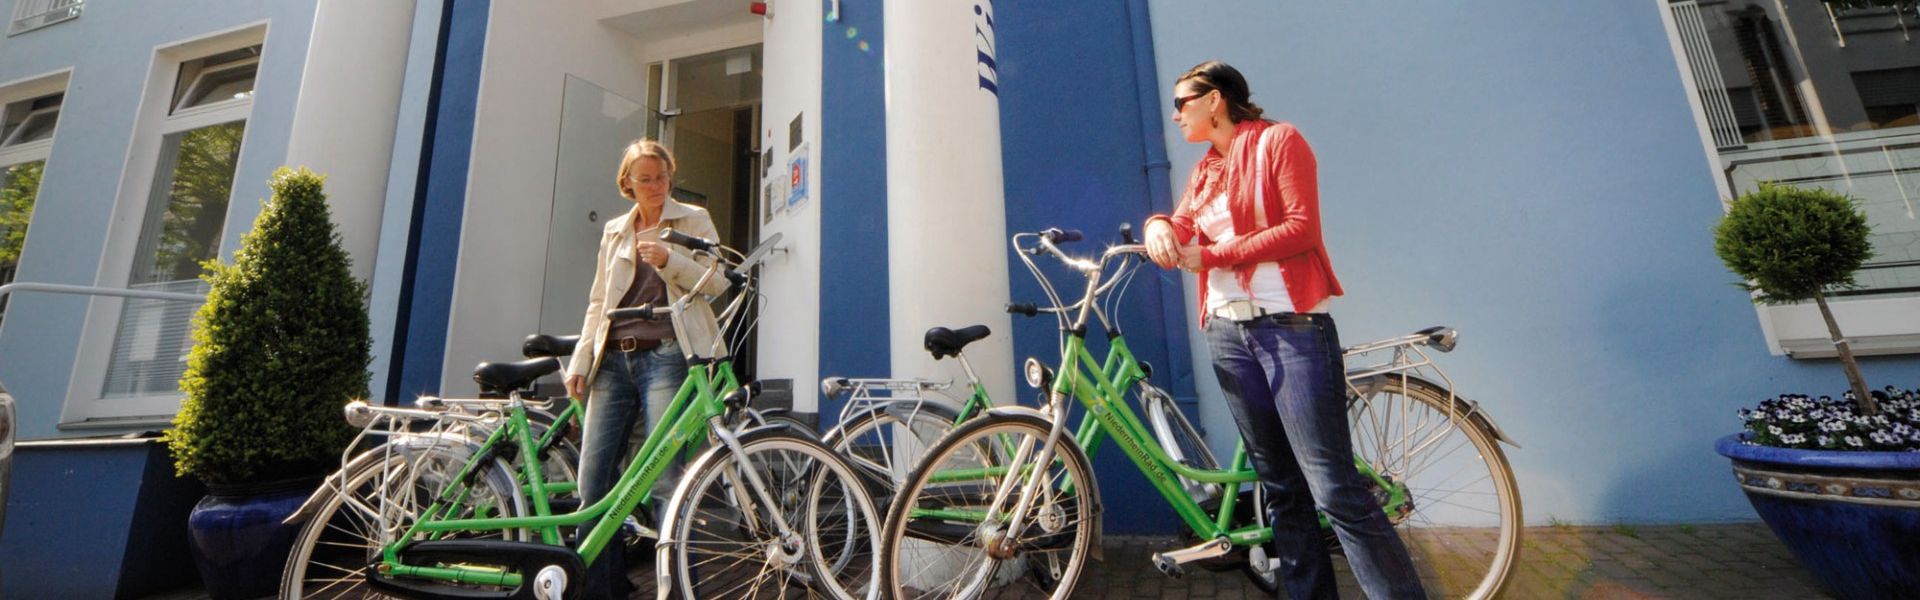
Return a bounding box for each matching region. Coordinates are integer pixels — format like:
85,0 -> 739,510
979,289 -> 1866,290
344,400 -> 375,428
1023,358 -> 1054,390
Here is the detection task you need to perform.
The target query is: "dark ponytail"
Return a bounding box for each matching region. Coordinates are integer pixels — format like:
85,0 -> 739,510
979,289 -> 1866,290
1177,60 -> 1265,123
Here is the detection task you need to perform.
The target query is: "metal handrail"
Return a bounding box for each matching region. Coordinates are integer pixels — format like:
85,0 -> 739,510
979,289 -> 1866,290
0,281 -> 207,398
0,281 -> 206,306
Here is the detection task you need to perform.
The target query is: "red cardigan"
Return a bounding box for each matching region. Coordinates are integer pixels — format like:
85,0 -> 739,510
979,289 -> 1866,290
1148,120 -> 1343,323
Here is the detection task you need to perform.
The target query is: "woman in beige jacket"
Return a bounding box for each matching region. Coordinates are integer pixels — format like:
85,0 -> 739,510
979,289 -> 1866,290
562,139 -> 728,597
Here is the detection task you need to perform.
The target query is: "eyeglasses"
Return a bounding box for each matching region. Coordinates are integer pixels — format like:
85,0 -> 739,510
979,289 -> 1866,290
1173,91 -> 1209,113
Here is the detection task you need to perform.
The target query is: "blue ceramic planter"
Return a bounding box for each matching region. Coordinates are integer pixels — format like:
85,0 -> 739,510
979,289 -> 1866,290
185,478 -> 318,600
1716,433 -> 1920,600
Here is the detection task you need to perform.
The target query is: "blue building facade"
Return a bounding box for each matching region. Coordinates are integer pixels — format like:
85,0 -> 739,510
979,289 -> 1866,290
2,7 -> 1919,595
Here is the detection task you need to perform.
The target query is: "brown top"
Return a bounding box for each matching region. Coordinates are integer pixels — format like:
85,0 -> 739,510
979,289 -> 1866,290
609,236 -> 675,342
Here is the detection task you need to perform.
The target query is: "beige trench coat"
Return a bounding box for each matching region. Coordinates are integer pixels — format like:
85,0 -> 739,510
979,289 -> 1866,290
566,197 -> 731,381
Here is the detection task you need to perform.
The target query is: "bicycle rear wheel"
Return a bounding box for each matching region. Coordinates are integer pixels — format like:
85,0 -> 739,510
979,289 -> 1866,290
879,412 -> 1096,600
825,400 -> 965,498
280,440 -> 529,598
1347,374 -> 1521,599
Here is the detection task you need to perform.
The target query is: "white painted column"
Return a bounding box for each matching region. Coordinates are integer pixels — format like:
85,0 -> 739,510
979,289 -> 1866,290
884,0 -> 1021,589
884,0 -> 1015,404
283,0 -> 419,283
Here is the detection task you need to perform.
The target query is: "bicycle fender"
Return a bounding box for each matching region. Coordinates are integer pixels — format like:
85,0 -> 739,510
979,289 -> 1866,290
1354,373 -> 1520,448
985,405 -> 1052,421
820,399 -> 965,448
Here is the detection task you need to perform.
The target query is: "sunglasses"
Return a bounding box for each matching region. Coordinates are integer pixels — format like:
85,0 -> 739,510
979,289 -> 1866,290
1173,90 -> 1210,113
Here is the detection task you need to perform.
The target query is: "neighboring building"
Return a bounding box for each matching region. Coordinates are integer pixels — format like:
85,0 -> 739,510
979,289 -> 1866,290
1,1 -> 1918,591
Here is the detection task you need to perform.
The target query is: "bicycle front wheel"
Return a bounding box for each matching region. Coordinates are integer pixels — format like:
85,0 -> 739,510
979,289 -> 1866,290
879,412 -> 1097,600
661,431 -> 883,599
1348,374 -> 1522,599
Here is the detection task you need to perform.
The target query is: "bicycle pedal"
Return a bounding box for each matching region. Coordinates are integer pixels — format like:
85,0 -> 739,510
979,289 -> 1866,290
1151,553 -> 1185,579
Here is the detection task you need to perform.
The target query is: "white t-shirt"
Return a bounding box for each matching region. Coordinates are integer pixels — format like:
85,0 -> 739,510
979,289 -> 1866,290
1195,192 -> 1293,314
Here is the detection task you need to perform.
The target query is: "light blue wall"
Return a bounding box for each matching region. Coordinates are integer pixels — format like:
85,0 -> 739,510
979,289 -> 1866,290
1147,1 -> 1920,524
0,2 -> 319,440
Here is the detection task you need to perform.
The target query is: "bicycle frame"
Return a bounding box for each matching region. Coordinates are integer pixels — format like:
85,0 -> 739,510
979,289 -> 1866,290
369,235 -> 782,589
925,233 -> 1411,552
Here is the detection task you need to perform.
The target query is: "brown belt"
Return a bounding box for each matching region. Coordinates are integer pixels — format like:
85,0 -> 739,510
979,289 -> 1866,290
612,336 -> 663,353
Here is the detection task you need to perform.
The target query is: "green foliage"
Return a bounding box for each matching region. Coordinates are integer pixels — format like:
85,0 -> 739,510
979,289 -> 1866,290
163,167 -> 369,485
0,160 -> 42,266
1713,183 -> 1872,304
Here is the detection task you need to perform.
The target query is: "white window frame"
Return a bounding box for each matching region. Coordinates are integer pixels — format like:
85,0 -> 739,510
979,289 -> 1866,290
0,70 -> 66,168
0,70 -> 68,329
60,24 -> 266,428
7,0 -> 81,37
1659,1 -> 1920,359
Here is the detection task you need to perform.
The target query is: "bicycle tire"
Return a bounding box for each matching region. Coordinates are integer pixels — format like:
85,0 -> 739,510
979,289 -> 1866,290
659,429 -> 883,599
280,440 -> 530,598
1347,374 -> 1521,599
879,412 -> 1097,600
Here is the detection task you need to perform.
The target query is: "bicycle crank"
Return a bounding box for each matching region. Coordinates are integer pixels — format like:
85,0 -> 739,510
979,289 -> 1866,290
1150,537 -> 1232,580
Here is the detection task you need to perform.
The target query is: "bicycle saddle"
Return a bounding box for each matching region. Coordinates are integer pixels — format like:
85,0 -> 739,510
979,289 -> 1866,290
521,333 -> 580,359
473,357 -> 562,394
924,325 -> 991,360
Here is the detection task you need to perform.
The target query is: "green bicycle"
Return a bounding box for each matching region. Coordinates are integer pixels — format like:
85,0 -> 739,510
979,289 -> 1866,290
877,227 -> 1523,599
280,231 -> 883,600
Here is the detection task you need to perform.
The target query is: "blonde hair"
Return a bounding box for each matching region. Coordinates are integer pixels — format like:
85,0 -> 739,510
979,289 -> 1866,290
616,139 -> 676,199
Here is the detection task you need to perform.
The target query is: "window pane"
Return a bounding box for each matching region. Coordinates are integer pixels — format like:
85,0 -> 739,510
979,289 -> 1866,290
0,160 -> 43,325
1668,0 -> 1920,298
171,46 -> 260,114
130,121 -> 244,285
1,93 -> 61,147
178,63 -> 258,110
104,120 -> 243,398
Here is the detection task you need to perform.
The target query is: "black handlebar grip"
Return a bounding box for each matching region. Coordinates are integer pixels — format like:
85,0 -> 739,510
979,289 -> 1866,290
607,304 -> 658,321
725,269 -> 748,288
1119,222 -> 1136,245
1041,228 -> 1084,244
659,228 -> 715,251
1005,302 -> 1040,317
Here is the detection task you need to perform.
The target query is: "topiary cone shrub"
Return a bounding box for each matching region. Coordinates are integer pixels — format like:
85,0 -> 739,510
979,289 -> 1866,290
162,167 -> 369,486
1713,182 -> 1877,416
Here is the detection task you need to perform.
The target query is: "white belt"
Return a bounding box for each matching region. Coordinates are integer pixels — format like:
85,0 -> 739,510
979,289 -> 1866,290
1212,299 -> 1276,322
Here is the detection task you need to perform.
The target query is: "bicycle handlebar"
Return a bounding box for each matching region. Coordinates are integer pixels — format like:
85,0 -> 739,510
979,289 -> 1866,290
658,228 -> 715,252
607,304 -> 670,322
1040,228 -> 1083,244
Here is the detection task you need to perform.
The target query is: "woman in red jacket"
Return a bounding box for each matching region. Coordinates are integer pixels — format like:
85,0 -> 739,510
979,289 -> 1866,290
1145,61 -> 1425,599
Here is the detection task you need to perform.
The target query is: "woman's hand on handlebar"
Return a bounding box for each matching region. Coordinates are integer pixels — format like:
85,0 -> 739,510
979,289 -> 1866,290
1177,245 -> 1204,271
566,375 -> 588,401
1145,219 -> 1180,269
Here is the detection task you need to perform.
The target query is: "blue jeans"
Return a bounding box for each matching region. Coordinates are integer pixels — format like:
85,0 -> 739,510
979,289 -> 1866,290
576,339 -> 687,599
578,338 -> 688,530
1206,313 -> 1426,600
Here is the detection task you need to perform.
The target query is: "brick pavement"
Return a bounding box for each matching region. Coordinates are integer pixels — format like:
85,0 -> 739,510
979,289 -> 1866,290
1061,523 -> 1825,599
142,523 -> 1829,599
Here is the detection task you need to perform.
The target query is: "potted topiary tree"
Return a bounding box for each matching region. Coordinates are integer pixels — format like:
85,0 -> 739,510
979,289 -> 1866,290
162,167 -> 368,599
1711,182 -> 1920,600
